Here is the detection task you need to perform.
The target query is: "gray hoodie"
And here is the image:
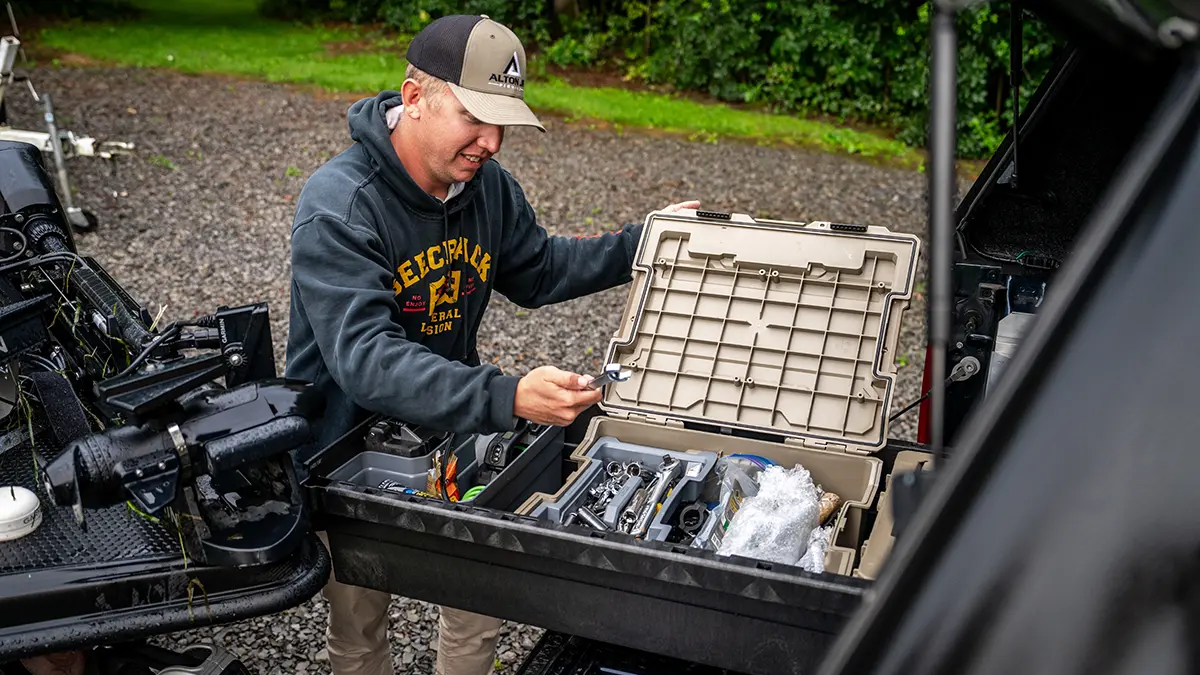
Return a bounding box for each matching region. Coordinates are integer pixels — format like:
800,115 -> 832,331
285,92 -> 642,451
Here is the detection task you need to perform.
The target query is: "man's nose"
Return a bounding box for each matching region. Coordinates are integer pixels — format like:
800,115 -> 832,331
477,124 -> 503,154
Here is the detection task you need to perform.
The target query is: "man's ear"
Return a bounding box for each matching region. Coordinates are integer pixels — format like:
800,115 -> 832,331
400,78 -> 423,120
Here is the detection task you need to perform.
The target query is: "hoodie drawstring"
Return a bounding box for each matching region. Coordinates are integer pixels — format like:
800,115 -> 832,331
442,207 -> 469,364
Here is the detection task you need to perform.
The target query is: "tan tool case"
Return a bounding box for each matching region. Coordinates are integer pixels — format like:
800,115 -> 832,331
517,209 -> 921,577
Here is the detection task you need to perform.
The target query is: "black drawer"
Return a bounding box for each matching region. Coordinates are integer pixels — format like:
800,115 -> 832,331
305,412 -> 928,675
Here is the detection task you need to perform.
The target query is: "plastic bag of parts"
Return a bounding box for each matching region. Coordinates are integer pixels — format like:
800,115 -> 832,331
690,455 -> 767,552
715,464 -> 823,567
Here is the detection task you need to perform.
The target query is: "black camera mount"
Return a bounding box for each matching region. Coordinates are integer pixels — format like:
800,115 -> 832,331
0,140 -> 324,567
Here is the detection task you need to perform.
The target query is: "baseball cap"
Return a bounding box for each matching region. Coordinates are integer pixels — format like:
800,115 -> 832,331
405,14 -> 545,132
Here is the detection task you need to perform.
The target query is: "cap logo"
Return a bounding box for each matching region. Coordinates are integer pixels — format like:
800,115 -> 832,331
504,52 -> 521,77
488,52 -> 524,92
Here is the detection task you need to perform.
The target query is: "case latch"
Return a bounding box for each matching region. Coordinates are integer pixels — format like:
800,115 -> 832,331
628,413 -> 684,428
785,437 -> 868,455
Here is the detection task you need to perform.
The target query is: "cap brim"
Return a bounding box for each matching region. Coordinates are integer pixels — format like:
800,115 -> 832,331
448,82 -> 545,132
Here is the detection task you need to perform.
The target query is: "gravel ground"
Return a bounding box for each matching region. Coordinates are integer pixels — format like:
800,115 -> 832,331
9,65 -> 930,675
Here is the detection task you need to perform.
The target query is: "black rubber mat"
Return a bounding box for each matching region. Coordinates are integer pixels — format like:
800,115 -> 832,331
0,428 -> 178,575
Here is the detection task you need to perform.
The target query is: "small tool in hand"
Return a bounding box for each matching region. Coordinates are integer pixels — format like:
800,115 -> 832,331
588,363 -> 632,389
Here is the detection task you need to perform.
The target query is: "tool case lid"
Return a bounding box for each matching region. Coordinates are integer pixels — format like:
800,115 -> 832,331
600,210 -> 921,455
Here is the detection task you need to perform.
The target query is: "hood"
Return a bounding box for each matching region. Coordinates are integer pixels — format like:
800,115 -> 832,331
347,92 -> 478,218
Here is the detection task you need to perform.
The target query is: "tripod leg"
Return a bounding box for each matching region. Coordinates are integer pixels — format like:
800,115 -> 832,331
42,93 -> 96,233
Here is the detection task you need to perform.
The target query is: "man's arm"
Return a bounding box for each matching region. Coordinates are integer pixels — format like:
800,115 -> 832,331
291,215 -> 519,434
493,173 -> 698,308
493,204 -> 641,309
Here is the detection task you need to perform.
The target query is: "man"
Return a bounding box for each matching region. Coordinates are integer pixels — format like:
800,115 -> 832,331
284,13 -> 698,675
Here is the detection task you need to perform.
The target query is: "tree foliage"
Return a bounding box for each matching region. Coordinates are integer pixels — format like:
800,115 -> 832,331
39,0 -> 1061,158
12,0 -> 137,20
281,0 -> 1061,157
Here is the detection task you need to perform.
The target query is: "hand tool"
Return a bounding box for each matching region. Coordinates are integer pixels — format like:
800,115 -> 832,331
677,502 -> 708,536
604,473 -> 646,528
587,363 -> 632,389
631,456 -> 682,537
576,505 -> 611,531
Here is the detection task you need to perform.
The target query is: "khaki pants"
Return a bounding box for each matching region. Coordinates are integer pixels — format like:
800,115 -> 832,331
317,532 -> 503,675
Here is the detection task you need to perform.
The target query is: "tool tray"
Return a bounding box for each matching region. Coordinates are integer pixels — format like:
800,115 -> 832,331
311,415 -> 566,505
306,210 -> 929,675
524,438 -> 719,542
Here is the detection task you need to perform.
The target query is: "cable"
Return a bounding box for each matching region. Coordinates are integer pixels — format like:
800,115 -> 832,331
20,353 -> 60,372
890,378 -> 953,424
0,251 -> 90,275
890,355 -> 983,424
889,386 -> 938,423
102,314 -> 219,380
5,252 -> 156,351
113,323 -> 180,379
964,230 -> 1062,270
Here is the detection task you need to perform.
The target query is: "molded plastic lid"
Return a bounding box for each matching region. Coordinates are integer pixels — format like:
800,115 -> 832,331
601,211 -> 921,454
0,485 -> 42,541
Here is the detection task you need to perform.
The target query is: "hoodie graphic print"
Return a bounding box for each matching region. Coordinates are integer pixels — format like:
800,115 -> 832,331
394,233 -> 487,337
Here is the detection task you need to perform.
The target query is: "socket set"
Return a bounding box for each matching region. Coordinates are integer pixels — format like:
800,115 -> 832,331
527,437 -> 718,542
565,456 -> 683,537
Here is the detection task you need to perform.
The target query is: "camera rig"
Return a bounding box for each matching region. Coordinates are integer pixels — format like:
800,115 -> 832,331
0,139 -> 323,567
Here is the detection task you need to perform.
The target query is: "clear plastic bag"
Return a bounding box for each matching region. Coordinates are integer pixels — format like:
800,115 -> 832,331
716,464 -> 822,566
690,456 -> 763,551
797,525 -> 832,574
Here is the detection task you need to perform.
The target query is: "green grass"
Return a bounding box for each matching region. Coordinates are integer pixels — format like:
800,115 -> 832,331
37,0 -> 922,168
530,82 -> 915,162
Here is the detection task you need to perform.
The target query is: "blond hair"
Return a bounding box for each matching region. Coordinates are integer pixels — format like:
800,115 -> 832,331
405,63 -> 448,108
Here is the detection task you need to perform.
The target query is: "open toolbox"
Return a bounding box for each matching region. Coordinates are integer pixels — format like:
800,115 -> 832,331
305,209 -> 930,675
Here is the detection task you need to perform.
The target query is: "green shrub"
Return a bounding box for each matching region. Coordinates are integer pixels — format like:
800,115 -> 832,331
255,0 -> 334,22
11,0 -> 137,20
259,0 -> 1061,158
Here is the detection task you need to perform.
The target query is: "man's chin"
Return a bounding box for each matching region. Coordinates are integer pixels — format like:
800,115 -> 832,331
453,166 -> 481,182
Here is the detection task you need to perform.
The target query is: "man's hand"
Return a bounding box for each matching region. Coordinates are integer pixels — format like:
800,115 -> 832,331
661,200 -> 701,213
514,366 -> 603,427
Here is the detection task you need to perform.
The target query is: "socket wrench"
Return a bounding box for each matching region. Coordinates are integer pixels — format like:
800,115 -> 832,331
619,487 -> 648,533
631,456 -> 682,538
605,474 -> 645,528
576,505 -> 611,531
588,363 -> 632,389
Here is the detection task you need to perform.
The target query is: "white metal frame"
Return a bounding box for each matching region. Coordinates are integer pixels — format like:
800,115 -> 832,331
0,27 -> 134,231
